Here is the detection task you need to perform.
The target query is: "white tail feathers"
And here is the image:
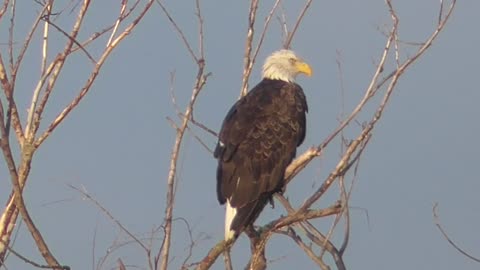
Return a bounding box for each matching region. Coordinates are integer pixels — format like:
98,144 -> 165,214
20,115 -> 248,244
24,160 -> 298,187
225,200 -> 237,240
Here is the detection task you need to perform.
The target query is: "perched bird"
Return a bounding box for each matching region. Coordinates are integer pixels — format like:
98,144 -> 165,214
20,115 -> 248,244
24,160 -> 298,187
214,49 -> 312,240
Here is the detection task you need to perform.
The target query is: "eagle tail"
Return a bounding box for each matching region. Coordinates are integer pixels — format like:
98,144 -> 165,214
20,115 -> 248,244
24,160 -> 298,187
224,196 -> 270,240
225,201 -> 237,240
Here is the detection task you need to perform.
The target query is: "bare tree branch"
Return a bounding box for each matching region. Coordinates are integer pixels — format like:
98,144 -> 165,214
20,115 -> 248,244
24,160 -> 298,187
251,0 -> 281,68
276,194 -> 346,269
0,0 -> 10,20
25,0 -> 91,142
42,17 -> 97,64
240,0 -> 259,97
159,1 -> 209,269
284,0 -> 312,49
0,1 -> 155,267
68,184 -> 149,253
278,228 -> 329,269
195,239 -> 234,270
106,0 -> 127,48
0,81 -> 63,268
276,194 -> 346,270
117,258 -> 126,270
0,43 -> 24,143
161,61 -> 209,270
433,203 -> 480,263
0,239 -> 64,269
156,0 -> 198,63
34,0 -> 155,147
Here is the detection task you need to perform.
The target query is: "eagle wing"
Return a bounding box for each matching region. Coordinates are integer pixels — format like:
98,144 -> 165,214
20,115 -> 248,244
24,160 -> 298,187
214,80 -> 307,211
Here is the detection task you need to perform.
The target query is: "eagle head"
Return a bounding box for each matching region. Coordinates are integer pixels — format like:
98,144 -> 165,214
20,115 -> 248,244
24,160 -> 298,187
262,49 -> 312,82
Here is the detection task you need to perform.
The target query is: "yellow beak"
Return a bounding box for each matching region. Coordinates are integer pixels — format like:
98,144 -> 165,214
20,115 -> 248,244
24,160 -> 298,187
296,61 -> 313,77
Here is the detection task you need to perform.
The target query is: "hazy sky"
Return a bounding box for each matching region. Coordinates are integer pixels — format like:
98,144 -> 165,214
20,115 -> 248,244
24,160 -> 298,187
1,1 -> 479,269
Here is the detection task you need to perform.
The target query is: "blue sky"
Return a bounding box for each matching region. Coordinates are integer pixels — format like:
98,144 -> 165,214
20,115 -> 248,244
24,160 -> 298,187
1,0 -> 479,269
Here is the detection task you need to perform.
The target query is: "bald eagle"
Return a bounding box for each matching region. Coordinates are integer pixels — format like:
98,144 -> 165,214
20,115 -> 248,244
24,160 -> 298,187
214,50 -> 312,240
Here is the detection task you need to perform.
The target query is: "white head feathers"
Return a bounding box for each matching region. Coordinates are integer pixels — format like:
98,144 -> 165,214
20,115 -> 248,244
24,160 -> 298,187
262,49 -> 312,82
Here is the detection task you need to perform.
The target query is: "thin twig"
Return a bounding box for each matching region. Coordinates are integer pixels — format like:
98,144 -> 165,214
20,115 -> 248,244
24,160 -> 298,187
276,195 -> 346,270
24,0 -> 54,141
34,0 -> 155,147
7,0 -> 15,72
178,217 -> 196,268
68,184 -> 149,252
187,115 -> 218,138
0,239 -> 64,269
70,1 -> 141,54
284,0 -> 312,49
278,2 -> 288,43
0,22 -> 25,143
106,0 -> 127,48
156,0 -> 198,62
0,0 -> 10,20
184,122 -> 213,154
240,0 -> 259,97
43,15 -> 97,64
251,0 -> 281,64
433,203 -> 480,263
91,220 -> 98,270
278,228 -> 328,269
195,0 -> 204,61
301,221 -> 346,270
245,203 -> 341,269
40,1 -> 51,77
